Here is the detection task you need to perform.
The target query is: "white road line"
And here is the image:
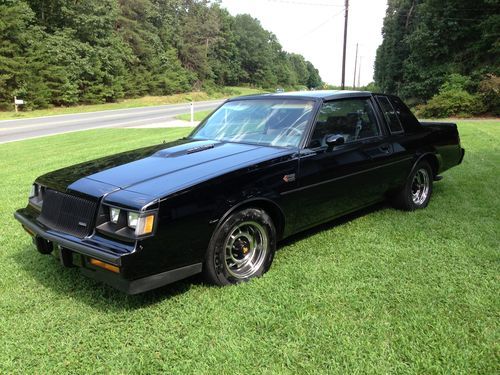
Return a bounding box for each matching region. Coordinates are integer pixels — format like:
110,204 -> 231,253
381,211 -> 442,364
0,105 -> 204,131
0,120 -> 195,145
3,114 -> 179,137
0,102 -> 219,132
0,100 -> 224,127
0,100 -> 222,143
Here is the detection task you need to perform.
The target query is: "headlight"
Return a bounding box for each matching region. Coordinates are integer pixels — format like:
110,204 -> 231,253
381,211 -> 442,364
96,205 -> 157,240
29,184 -> 37,198
29,183 -> 44,210
110,207 -> 121,223
127,212 -> 139,228
128,211 -> 155,236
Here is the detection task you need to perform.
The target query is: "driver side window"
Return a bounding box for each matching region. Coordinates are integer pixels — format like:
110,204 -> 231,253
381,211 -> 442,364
309,98 -> 380,148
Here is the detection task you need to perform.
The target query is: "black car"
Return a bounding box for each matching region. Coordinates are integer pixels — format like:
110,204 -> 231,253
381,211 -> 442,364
14,91 -> 465,294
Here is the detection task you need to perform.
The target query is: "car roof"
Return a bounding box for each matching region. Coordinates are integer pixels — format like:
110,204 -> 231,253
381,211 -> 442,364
231,90 -> 373,102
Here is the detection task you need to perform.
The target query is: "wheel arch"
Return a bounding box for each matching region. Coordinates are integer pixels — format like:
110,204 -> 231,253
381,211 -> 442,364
414,152 -> 440,178
216,198 -> 286,241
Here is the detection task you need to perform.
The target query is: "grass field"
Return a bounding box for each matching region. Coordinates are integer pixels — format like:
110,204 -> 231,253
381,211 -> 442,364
0,121 -> 498,373
176,109 -> 214,122
0,87 -> 264,121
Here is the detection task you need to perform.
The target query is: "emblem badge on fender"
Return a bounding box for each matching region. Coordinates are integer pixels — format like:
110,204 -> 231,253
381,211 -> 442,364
283,173 -> 296,183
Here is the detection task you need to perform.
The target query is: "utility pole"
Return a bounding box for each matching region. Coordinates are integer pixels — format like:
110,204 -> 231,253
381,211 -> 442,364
341,0 -> 349,90
357,57 -> 362,88
353,43 -> 358,89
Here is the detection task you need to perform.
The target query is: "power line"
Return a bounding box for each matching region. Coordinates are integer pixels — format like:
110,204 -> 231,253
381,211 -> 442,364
259,0 -> 344,7
295,7 -> 346,40
396,15 -> 494,21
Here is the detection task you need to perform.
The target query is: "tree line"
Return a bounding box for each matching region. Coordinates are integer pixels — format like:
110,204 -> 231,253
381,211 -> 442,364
374,0 -> 499,117
0,0 -> 323,110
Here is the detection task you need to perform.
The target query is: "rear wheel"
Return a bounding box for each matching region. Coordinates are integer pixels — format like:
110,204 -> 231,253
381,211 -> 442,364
204,208 -> 276,286
393,161 -> 433,210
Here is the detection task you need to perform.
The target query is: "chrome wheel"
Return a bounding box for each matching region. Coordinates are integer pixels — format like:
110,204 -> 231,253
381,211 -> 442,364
411,168 -> 430,205
224,221 -> 268,279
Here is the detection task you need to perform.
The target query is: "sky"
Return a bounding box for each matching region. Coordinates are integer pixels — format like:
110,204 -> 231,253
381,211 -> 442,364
219,0 -> 388,86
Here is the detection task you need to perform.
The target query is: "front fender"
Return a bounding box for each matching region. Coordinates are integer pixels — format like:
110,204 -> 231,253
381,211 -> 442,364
213,196 -> 286,240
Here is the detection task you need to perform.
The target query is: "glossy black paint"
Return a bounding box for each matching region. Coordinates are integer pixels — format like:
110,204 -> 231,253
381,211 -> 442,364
14,91 -> 465,293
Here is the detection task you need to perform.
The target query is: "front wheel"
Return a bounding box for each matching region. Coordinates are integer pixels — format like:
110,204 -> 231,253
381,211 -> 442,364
393,161 -> 433,210
204,208 -> 276,286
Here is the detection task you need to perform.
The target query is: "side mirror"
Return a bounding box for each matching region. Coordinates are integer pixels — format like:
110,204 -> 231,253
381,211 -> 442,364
325,134 -> 345,149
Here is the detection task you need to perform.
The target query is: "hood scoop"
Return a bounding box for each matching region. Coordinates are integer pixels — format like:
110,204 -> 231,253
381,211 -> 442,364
187,143 -> 215,154
154,140 -> 220,158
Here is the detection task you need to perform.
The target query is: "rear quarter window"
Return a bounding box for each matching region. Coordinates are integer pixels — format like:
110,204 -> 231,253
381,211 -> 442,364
376,96 -> 404,134
388,96 -> 421,132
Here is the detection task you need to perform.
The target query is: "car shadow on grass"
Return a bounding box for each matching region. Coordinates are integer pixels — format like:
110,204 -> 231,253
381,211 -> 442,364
12,201 -> 394,310
277,201 -> 389,248
12,246 -> 206,311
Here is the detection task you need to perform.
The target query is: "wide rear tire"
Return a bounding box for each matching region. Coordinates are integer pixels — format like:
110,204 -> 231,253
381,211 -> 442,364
393,161 -> 433,211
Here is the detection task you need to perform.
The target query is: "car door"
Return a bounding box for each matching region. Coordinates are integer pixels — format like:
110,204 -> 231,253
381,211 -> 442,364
289,97 -> 400,231
374,95 -> 416,189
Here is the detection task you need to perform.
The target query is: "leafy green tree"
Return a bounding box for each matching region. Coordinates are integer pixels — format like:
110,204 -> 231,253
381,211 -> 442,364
208,6 -> 244,86
0,1 -> 37,109
233,14 -> 278,86
0,0 -> 323,109
306,61 -> 322,89
288,53 -> 309,86
375,0 -> 500,108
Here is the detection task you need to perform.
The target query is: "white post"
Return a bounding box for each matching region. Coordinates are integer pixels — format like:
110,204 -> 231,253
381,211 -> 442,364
190,102 -> 194,124
14,96 -> 18,113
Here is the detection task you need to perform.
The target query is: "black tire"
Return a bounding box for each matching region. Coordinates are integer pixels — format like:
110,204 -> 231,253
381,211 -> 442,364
393,161 -> 433,211
203,208 -> 276,286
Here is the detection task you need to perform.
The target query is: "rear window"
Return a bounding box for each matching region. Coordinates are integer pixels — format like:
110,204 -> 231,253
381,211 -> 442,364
388,96 -> 421,131
376,96 -> 404,134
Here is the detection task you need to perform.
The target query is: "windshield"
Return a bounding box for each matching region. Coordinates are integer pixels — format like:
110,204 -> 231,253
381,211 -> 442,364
190,99 -> 315,148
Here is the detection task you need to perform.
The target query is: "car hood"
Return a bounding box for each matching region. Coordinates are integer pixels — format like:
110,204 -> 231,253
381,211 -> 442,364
37,138 -> 292,207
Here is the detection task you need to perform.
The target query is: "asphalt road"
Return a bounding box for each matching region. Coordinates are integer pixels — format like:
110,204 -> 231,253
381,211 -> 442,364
0,99 -> 224,144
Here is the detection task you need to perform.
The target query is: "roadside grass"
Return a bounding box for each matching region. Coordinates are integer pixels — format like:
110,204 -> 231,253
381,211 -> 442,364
0,86 -> 265,121
176,109 -> 213,122
0,121 -> 498,373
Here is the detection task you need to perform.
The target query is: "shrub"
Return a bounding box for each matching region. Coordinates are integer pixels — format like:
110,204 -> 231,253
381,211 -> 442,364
415,89 -> 483,118
477,74 -> 500,116
415,74 -> 484,118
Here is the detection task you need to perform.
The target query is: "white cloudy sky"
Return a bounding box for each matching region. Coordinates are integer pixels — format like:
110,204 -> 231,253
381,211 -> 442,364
219,0 -> 388,86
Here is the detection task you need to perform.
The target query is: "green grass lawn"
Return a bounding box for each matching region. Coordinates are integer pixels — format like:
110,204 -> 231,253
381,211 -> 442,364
176,109 -> 214,122
0,86 -> 265,121
0,121 -> 498,373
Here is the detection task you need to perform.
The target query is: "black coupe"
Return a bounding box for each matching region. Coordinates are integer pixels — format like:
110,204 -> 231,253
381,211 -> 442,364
15,91 -> 465,294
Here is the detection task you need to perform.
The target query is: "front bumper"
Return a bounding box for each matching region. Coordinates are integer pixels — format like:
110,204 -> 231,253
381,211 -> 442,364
15,209 -> 123,265
14,208 -> 202,294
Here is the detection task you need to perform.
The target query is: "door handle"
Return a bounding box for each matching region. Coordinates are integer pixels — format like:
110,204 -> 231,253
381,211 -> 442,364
379,144 -> 391,153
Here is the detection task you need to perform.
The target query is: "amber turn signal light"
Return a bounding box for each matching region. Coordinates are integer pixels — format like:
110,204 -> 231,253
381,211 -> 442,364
89,258 -> 120,273
143,215 -> 155,234
133,214 -> 155,236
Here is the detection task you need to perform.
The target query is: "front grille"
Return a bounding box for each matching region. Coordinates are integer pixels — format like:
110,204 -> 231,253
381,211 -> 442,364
38,189 -> 98,238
